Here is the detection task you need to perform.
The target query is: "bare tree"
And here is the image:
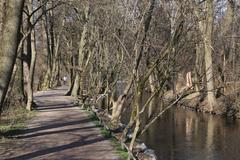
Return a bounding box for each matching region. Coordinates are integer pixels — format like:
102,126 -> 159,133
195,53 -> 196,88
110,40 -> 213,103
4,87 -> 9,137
0,0 -> 25,111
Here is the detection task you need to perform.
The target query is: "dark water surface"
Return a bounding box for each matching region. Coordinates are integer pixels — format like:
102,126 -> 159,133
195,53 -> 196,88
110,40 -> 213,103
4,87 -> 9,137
139,107 -> 240,160
117,83 -> 240,160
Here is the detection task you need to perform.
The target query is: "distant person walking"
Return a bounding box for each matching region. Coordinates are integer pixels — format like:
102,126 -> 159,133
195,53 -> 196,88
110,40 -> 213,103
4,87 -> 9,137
63,76 -> 67,85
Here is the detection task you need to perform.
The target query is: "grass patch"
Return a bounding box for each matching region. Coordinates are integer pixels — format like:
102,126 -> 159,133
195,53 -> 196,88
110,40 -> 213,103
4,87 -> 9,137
93,120 -> 102,127
0,106 -> 36,138
100,128 -> 111,138
111,138 -> 129,160
100,127 -> 128,159
87,112 -> 102,127
89,112 -> 100,121
86,111 -> 128,159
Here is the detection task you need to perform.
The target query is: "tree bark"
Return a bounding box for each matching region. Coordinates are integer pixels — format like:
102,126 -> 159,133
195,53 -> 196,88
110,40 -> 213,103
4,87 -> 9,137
26,0 -> 37,111
0,0 -> 25,111
50,15 -> 65,88
65,39 -> 75,95
71,1 -> 90,96
26,29 -> 37,111
203,0 -> 216,110
194,43 -> 203,93
19,41 -> 27,103
194,0 -> 217,110
0,0 -> 5,35
42,6 -> 53,90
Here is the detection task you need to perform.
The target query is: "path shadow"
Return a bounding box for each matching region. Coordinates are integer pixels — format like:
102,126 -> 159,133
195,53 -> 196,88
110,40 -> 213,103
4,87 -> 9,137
17,125 -> 97,139
51,87 -> 68,91
34,93 -> 66,98
34,86 -> 69,98
36,103 -> 77,111
14,118 -> 92,136
6,136 -> 107,160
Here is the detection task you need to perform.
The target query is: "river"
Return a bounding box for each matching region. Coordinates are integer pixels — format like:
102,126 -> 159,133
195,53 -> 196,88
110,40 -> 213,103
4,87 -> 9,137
121,98 -> 239,160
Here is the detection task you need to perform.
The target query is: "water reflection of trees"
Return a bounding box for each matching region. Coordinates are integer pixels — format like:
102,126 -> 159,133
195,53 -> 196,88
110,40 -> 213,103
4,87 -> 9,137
139,107 -> 240,160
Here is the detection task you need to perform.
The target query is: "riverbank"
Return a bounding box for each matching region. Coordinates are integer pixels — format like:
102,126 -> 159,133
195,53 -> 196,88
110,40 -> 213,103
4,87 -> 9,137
163,87 -> 238,118
85,108 -> 129,159
178,91 -> 237,117
80,101 -> 157,160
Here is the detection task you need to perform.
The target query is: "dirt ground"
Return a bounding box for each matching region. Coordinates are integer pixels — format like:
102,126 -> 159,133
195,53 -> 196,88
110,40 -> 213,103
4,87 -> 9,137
0,87 -> 120,160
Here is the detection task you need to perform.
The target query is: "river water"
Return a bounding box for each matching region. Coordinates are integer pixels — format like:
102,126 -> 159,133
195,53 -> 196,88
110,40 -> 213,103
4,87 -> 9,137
139,107 -> 240,160
116,82 -> 240,160
121,99 -> 239,160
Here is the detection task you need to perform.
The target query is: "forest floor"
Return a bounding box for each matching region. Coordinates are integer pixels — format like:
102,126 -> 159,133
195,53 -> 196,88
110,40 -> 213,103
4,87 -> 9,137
0,86 -> 121,160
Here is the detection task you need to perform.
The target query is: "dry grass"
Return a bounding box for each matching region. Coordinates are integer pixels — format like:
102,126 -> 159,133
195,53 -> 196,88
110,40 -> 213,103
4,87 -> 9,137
0,106 -> 36,138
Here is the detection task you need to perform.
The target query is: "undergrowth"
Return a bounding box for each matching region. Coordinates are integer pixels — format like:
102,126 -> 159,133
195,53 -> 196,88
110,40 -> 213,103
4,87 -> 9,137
0,106 -> 36,139
85,107 -> 128,160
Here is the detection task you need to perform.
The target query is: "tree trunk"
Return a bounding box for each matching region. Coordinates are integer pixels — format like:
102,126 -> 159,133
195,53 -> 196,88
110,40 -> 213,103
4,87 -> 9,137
19,42 -> 27,103
50,34 -> 60,87
194,0 -> 217,110
66,40 -> 75,95
71,1 -> 90,96
50,15 -> 65,87
26,29 -> 37,111
194,43 -> 203,93
26,0 -> 37,111
42,7 -> 53,90
71,74 -> 81,96
23,36 -> 31,98
148,72 -> 157,118
3,63 -> 18,108
0,0 -> 5,35
0,0 -> 25,111
129,96 -> 141,151
221,0 -> 235,93
203,0 -> 216,110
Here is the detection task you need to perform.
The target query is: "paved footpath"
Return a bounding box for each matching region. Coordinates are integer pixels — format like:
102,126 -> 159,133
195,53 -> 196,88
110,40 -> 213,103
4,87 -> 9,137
0,87 -> 120,160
